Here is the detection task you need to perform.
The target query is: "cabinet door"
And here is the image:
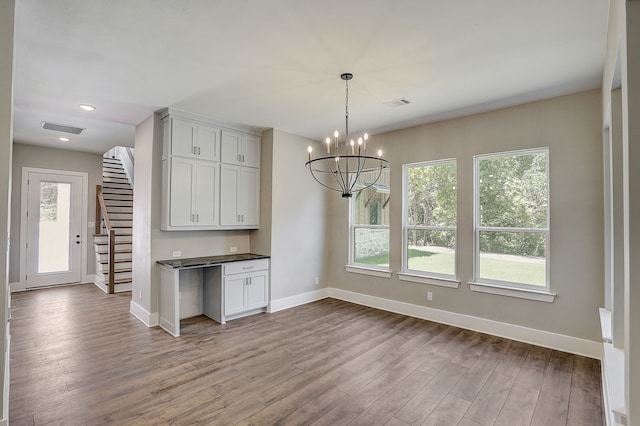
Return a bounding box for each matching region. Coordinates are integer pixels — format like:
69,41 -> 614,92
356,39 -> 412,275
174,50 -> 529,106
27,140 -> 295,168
197,125 -> 220,161
239,167 -> 260,226
194,161 -> 219,226
224,275 -> 246,316
242,134 -> 261,168
171,118 -> 197,157
220,165 -> 240,226
246,272 -> 268,310
221,130 -> 242,165
169,157 -> 195,226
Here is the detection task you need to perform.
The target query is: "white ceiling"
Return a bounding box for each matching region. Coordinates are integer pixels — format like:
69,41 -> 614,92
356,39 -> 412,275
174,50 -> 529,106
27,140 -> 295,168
12,0 -> 609,154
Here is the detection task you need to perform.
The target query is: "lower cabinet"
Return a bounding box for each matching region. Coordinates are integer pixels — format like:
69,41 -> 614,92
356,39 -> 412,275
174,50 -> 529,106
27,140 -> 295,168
223,260 -> 269,318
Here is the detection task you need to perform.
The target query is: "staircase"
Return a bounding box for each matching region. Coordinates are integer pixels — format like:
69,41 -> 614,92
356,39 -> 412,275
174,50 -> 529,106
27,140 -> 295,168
94,156 -> 133,293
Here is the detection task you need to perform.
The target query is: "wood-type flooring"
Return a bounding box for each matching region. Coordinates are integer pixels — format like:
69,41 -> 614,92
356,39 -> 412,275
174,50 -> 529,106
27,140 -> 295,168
9,284 -> 603,425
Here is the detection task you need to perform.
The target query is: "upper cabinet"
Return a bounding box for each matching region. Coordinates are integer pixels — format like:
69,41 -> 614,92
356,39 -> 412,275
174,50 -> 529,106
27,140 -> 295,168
221,130 -> 261,168
165,117 -> 220,162
160,109 -> 261,231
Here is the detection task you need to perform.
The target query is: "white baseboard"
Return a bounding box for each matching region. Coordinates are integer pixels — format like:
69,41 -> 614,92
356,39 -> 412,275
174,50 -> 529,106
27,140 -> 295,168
268,288 -> 330,313
93,276 -> 132,293
10,281 -> 94,293
93,275 -> 107,293
328,288 -> 602,359
130,301 -> 159,327
9,282 -> 24,292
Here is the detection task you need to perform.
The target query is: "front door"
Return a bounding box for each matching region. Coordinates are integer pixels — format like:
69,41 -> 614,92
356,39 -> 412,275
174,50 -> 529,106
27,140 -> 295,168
23,170 -> 85,288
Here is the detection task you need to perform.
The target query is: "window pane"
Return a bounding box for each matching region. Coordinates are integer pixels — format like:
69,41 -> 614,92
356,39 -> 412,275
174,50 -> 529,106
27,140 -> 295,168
479,231 -> 546,286
479,152 -> 547,228
406,229 -> 455,275
407,162 -> 456,226
39,182 -> 71,273
354,169 -> 390,226
354,228 -> 389,267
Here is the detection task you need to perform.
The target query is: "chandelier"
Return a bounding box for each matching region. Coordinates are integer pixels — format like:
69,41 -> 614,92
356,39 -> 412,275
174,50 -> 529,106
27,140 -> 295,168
306,73 -> 389,198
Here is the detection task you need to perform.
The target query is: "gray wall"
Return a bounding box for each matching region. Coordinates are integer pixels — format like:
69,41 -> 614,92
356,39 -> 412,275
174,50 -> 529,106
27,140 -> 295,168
250,129 -> 273,257
602,0 -> 640,420
250,129 -> 328,302
0,0 -> 14,420
9,143 -> 103,283
327,89 -> 604,342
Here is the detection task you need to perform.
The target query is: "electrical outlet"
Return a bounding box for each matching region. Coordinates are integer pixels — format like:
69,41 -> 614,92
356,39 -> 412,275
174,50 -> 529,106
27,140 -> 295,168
172,250 -> 182,257
230,246 -> 238,253
427,291 -> 433,301
314,277 -> 319,285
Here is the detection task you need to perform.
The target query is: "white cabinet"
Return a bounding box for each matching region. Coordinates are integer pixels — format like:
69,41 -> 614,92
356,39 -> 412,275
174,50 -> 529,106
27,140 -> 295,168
161,109 -> 261,231
165,157 -> 219,229
166,117 -> 220,161
158,255 -> 270,336
221,130 -> 261,168
220,164 -> 259,227
223,259 -> 269,318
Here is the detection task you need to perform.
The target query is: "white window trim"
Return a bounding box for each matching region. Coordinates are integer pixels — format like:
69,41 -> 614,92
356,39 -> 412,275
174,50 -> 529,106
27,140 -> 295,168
348,181 -> 391,273
398,273 -> 460,288
473,147 -> 551,293
468,281 -> 556,302
402,159 -> 458,281
345,265 -> 392,278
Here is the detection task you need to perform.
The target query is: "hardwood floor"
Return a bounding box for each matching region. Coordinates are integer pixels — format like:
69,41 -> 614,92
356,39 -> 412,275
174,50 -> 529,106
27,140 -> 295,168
9,284 -> 603,425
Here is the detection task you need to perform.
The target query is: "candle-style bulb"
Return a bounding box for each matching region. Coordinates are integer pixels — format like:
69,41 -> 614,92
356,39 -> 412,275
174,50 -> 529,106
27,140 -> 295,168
325,137 -> 331,144
350,139 -> 355,147
357,137 -> 363,146
377,149 -> 383,157
334,130 -> 339,138
364,133 -> 369,141
307,146 -> 313,153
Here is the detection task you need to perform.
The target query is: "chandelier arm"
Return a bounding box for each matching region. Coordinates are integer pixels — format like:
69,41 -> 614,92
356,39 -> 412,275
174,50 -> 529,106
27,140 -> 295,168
325,156 -> 345,191
334,157 -> 349,193
347,154 -> 367,194
306,162 -> 345,193
354,161 -> 387,193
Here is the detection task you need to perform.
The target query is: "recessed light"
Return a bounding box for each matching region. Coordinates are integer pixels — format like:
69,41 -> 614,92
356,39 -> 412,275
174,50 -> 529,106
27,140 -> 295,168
58,137 -> 70,142
79,104 -> 95,111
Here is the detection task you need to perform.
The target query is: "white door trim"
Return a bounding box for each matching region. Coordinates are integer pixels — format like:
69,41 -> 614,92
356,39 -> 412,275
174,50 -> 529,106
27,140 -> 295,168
18,167 -> 89,291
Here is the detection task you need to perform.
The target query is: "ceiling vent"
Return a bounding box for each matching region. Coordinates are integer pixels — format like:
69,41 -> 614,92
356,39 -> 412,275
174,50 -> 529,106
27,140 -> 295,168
383,98 -> 412,108
41,121 -> 85,135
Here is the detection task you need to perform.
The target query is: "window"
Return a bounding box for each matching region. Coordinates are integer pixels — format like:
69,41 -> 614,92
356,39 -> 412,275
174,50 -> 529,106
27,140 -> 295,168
403,159 -> 457,279
474,148 -> 549,290
350,169 -> 390,270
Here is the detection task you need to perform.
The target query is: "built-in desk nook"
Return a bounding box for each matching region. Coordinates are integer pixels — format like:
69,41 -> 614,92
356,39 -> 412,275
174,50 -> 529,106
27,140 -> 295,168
157,253 -> 270,336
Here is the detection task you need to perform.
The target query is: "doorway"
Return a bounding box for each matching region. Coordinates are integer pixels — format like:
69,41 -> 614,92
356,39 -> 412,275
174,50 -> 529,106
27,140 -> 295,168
20,168 -> 88,288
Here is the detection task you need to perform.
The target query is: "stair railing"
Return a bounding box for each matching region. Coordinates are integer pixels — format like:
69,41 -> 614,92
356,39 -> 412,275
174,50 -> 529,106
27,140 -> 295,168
96,185 -> 116,294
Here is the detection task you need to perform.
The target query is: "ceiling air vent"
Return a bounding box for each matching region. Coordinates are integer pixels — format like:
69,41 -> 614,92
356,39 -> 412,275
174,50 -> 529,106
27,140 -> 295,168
41,121 -> 85,135
383,98 -> 412,108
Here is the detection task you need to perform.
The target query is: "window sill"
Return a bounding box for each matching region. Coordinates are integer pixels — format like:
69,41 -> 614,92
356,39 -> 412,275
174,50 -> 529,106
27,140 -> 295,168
345,265 -> 392,279
398,273 -> 460,288
468,282 -> 556,303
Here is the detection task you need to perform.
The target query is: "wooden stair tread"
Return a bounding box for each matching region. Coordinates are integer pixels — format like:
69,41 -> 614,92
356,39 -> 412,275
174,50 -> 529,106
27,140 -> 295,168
96,250 -> 132,255
99,259 -> 131,264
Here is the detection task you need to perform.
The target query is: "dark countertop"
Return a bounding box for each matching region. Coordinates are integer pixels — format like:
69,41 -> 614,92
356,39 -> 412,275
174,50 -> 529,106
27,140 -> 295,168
157,253 -> 269,269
